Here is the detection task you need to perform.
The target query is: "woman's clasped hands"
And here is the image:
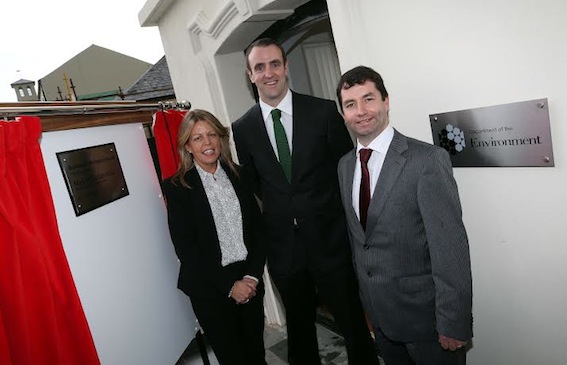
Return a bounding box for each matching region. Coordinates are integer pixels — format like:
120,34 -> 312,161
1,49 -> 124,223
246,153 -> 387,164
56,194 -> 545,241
230,277 -> 258,304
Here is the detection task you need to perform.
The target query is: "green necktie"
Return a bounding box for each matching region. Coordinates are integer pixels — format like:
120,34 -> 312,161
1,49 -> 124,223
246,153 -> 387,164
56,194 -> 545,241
271,108 -> 292,182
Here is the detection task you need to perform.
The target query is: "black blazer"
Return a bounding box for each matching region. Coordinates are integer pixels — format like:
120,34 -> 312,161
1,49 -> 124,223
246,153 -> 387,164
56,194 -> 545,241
232,92 -> 354,275
162,163 -> 265,298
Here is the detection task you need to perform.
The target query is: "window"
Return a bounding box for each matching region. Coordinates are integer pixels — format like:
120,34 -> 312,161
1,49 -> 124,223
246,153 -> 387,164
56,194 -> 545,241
27,86 -> 32,96
19,88 -> 25,97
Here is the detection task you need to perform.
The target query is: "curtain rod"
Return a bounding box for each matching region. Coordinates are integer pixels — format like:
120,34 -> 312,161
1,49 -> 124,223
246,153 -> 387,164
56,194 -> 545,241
0,100 -> 191,119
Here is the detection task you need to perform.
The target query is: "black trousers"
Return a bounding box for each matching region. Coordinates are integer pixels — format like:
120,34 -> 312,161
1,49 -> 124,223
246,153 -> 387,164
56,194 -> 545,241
190,285 -> 266,365
272,267 -> 379,365
374,327 -> 466,365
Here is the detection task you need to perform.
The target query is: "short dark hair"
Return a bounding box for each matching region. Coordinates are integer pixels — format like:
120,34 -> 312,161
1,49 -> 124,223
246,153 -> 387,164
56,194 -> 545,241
336,66 -> 388,111
245,38 -> 287,70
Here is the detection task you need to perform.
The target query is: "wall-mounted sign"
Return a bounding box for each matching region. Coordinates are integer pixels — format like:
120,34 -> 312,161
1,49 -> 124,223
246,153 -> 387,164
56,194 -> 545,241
57,143 -> 129,216
430,98 -> 554,167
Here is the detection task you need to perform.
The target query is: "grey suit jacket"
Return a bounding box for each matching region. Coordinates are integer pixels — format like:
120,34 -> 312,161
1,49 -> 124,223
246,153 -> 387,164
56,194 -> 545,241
337,129 -> 473,343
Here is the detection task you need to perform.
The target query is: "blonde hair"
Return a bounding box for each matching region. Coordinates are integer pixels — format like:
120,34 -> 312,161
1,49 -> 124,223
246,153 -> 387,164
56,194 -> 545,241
172,109 -> 238,188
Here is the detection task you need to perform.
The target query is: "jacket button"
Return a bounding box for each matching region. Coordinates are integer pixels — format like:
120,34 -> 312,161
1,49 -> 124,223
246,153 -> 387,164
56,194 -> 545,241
367,272 -> 372,278
363,244 -> 369,250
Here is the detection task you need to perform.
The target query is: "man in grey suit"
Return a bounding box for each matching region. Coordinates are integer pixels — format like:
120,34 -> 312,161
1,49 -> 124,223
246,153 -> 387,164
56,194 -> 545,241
336,65 -> 473,365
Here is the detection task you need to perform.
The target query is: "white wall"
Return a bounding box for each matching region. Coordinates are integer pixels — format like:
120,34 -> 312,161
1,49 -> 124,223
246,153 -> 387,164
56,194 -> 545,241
155,1 -> 218,114
328,0 -> 567,364
41,123 -> 197,365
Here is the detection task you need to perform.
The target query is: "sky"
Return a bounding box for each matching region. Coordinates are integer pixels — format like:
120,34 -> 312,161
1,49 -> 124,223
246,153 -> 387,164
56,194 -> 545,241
0,0 -> 165,102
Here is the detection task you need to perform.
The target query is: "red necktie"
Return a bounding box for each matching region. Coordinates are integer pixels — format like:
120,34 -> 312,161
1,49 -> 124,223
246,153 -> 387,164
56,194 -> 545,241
359,148 -> 373,230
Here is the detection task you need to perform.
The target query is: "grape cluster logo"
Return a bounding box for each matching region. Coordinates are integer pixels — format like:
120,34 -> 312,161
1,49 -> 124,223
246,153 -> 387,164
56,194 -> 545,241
439,124 -> 465,155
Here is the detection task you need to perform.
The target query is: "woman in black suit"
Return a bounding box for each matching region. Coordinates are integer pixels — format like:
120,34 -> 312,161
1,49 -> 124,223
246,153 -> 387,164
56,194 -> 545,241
163,109 -> 266,365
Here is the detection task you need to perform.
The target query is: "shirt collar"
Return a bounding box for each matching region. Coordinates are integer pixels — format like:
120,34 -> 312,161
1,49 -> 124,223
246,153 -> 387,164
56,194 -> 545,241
259,89 -> 293,121
356,124 -> 394,156
195,161 -> 221,179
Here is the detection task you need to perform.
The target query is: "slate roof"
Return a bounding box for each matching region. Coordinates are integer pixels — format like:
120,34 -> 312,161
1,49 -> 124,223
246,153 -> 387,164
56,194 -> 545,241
122,55 -> 175,101
10,79 -> 34,87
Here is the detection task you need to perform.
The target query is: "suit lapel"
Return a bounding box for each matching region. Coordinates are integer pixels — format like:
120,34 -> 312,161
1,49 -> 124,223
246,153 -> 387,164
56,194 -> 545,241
290,92 -> 303,183
249,104 -> 291,186
185,166 -> 215,223
249,105 -> 278,162
365,130 -> 408,234
342,150 -> 366,242
185,166 -> 223,257
290,92 -> 315,187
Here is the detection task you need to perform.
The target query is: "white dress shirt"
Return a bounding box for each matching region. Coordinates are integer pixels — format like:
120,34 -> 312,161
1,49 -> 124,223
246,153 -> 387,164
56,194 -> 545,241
352,125 -> 394,219
259,89 -> 293,159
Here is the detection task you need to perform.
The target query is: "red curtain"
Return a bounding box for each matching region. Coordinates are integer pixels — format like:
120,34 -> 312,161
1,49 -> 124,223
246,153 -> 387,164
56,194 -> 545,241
0,117 -> 100,365
153,110 -> 186,180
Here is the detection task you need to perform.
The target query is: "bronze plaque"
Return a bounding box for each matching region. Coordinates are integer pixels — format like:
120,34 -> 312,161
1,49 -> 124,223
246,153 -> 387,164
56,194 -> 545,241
57,143 -> 129,216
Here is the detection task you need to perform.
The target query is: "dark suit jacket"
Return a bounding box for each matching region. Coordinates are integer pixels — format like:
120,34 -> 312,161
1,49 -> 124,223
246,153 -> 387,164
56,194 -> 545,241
337,129 -> 473,343
232,91 -> 354,276
162,163 -> 265,300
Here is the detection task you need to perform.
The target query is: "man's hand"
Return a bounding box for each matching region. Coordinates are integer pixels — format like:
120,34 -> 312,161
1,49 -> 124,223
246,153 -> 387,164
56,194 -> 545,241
438,334 -> 468,351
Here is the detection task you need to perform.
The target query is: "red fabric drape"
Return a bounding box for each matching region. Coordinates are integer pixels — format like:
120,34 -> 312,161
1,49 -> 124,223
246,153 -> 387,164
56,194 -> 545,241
152,110 -> 186,180
0,117 -> 100,365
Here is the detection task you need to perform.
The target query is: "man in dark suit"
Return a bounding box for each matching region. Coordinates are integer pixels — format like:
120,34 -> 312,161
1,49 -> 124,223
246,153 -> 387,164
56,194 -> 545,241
336,65 -> 473,365
232,39 -> 378,365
